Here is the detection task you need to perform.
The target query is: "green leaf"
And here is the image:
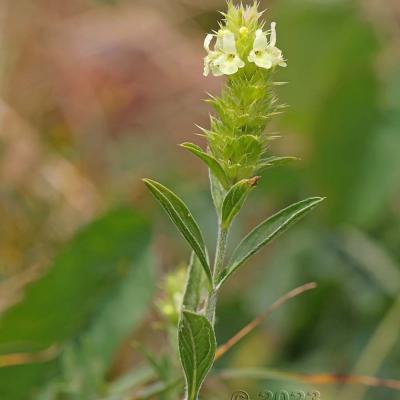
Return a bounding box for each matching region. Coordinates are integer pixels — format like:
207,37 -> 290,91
131,379 -> 181,400
219,197 -> 324,286
143,179 -> 212,287
46,251 -> 155,399
180,143 -> 230,189
178,311 -> 216,400
0,207 -> 154,399
105,364 -> 156,398
183,253 -> 204,312
221,177 -> 260,229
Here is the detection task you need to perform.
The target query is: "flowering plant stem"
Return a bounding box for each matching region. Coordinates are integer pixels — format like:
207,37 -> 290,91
143,2 -> 324,399
206,224 -> 228,324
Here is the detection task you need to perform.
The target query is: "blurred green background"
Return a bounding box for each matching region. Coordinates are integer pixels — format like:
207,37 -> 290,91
0,0 -> 399,399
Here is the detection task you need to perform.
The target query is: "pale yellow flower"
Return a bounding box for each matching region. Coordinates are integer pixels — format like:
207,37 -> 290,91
248,22 -> 287,69
203,30 -> 245,77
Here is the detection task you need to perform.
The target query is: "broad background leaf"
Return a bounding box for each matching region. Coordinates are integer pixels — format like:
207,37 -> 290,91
0,207 -> 154,400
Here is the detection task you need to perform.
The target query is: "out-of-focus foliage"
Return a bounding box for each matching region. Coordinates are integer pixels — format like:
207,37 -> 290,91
272,0 -> 399,226
0,208 -> 154,399
0,0 -> 399,399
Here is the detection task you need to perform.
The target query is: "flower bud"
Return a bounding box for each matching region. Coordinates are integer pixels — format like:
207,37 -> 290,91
156,267 -> 186,326
239,26 -> 248,36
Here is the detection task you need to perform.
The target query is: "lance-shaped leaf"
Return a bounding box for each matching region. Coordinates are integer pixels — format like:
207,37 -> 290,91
143,179 -> 212,286
218,197 -> 324,286
178,311 -> 216,400
180,142 -> 230,189
221,177 -> 260,229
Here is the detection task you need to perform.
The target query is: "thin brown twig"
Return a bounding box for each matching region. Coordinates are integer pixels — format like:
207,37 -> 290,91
131,364 -> 400,399
219,368 -> 400,391
215,282 -> 318,360
299,373 -> 400,390
0,345 -> 59,368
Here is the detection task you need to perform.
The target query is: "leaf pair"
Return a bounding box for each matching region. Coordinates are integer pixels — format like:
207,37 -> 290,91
182,142 -> 298,187
143,178 -> 324,291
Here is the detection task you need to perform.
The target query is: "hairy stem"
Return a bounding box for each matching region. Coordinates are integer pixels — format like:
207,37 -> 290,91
206,223 -> 228,324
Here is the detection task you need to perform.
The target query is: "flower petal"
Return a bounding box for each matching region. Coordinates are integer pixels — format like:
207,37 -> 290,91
211,63 -> 224,76
253,29 -> 269,51
248,50 -> 256,63
236,56 -> 245,68
254,53 -> 273,69
269,22 -> 277,47
267,46 -> 286,67
204,34 -> 214,52
203,57 -> 211,76
221,30 -> 237,54
215,54 -> 244,75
